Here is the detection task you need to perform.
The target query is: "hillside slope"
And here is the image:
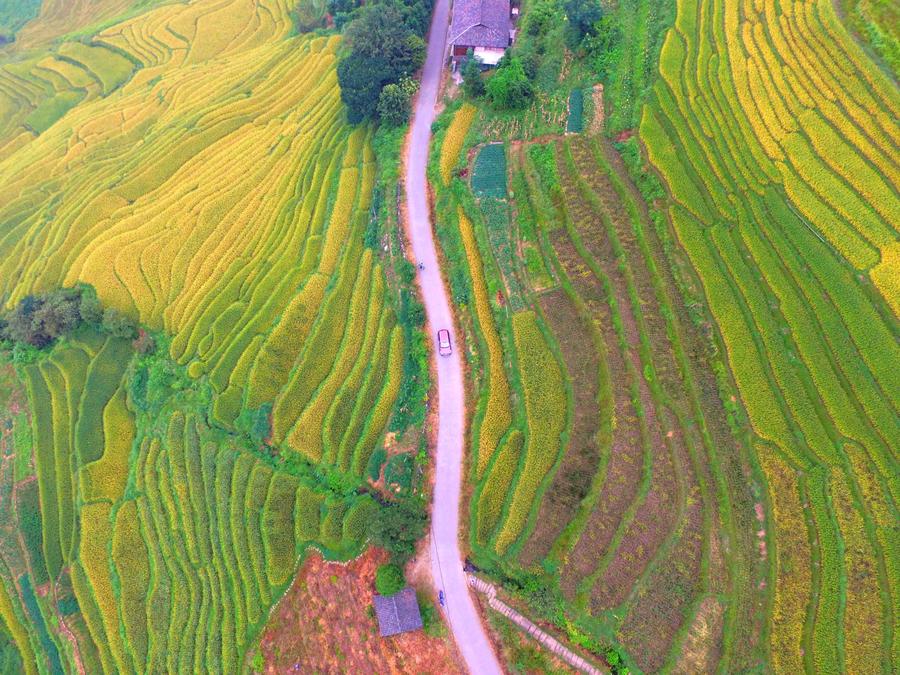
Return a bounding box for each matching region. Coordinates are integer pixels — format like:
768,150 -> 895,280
0,0 -> 407,672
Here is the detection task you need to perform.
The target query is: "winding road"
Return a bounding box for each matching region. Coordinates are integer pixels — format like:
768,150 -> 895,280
404,1 -> 502,673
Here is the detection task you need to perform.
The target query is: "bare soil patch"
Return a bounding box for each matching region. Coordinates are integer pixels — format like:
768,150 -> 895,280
588,84 -> 605,135
256,548 -> 461,674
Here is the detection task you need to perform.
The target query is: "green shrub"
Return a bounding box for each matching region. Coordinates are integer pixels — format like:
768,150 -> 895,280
375,563 -> 405,595
486,58 -> 534,110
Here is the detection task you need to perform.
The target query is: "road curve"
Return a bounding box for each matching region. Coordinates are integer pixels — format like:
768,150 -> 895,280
404,1 -> 503,673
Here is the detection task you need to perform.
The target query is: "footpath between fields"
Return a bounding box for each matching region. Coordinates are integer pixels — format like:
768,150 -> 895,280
467,575 -> 607,675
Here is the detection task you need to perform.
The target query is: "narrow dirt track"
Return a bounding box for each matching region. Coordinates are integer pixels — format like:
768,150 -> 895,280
403,1 -> 502,672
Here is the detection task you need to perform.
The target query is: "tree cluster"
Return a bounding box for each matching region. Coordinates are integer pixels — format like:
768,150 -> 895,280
563,0 -> 603,46
0,286 -> 138,350
368,500 -> 426,564
335,0 -> 432,125
486,55 -> 534,109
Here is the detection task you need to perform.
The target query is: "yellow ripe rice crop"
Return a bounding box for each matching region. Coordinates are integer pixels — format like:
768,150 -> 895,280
1,4 -> 403,668
81,387 -> 135,503
780,131 -> 893,252
441,104 -> 477,185
458,209 -> 512,477
0,0 -> 397,450
795,109 -> 899,232
870,242 -> 900,316
776,162 -> 879,270
319,166 -> 362,275
493,311 -> 566,555
646,0 -> 899,668
757,446 -> 811,675
79,501 -> 132,672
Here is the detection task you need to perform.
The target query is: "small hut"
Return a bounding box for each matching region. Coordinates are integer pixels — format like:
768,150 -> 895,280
373,588 -> 423,637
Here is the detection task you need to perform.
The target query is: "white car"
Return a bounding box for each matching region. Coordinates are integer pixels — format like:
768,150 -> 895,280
437,329 -> 452,357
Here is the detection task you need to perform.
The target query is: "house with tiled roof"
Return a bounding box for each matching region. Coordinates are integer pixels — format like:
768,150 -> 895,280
449,0 -> 514,66
373,588 -> 423,637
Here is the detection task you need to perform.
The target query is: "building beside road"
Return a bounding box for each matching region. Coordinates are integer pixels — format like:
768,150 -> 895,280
374,588 -> 423,637
448,0 -> 515,67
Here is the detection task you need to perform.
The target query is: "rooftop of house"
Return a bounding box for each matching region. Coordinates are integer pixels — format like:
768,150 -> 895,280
449,0 -> 511,49
373,587 -> 423,637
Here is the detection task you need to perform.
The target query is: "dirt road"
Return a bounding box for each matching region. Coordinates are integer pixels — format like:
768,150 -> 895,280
403,1 -> 502,673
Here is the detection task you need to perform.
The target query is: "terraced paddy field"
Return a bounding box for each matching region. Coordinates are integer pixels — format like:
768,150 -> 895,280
642,0 -> 899,671
434,0 -> 898,670
0,0 -> 409,672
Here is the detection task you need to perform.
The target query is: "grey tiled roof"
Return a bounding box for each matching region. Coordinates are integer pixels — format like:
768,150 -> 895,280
449,0 -> 510,49
373,588 -> 423,637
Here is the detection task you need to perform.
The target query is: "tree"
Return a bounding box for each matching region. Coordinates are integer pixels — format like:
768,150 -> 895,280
31,296 -> 79,339
582,14 -> 620,79
486,58 -> 534,110
564,0 -> 603,46
369,502 -> 426,563
523,0 -> 561,37
338,52 -> 389,124
375,563 -> 405,595
2,290 -> 81,348
344,5 -> 425,76
461,56 -> 485,98
377,77 -> 418,126
338,5 -> 426,123
77,288 -> 103,324
101,307 -> 138,339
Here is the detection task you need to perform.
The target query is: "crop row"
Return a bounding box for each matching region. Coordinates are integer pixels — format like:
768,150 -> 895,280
515,272 -> 605,565
558,141 -> 721,664
7,107 -> 385,675
333,312 -> 395,474
471,143 -> 508,198
458,208 -> 513,478
440,104 -> 477,185
645,0 -> 898,667
0,25 -> 389,463
547,219 -> 645,601
284,260 -> 379,463
475,431 -> 523,545
750,194 -> 898,481
491,311 -> 567,555
56,42 -> 134,96
349,325 -> 405,477
270,239 -> 363,442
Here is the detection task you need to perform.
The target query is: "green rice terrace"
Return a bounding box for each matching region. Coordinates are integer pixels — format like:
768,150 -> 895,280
0,0 -> 898,672
0,0 -> 425,672
434,0 -> 898,671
